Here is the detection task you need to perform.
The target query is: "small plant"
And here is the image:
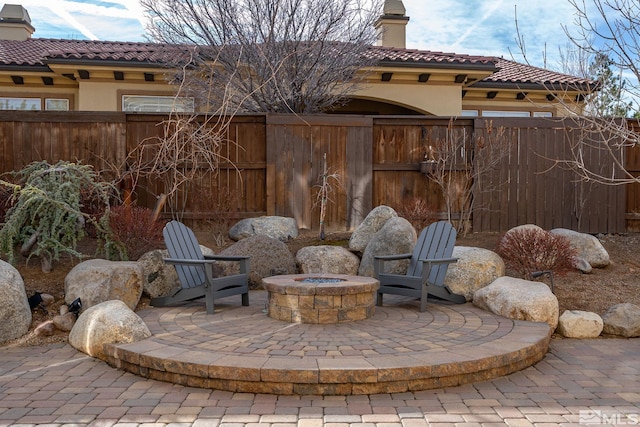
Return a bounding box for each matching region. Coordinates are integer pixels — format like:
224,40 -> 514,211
108,204 -> 166,260
314,153 -> 343,240
394,197 -> 438,232
0,161 -> 122,272
495,227 -> 577,279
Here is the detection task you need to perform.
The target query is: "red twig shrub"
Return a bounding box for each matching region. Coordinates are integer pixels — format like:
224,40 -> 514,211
495,227 -> 577,278
394,197 -> 438,232
108,204 -> 166,260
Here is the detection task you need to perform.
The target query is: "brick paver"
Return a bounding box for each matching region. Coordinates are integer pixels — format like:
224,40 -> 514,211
102,292 -> 551,395
1,299 -> 638,426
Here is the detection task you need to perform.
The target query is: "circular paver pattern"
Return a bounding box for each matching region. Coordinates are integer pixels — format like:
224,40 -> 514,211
103,290 -> 551,395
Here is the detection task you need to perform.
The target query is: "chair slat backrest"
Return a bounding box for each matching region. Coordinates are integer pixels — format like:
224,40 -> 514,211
407,221 -> 456,286
163,221 -> 206,289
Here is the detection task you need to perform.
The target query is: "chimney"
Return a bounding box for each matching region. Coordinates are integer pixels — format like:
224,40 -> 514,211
375,0 -> 409,49
0,4 -> 34,41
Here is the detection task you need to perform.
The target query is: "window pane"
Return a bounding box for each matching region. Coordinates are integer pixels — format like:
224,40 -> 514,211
481,110 -> 530,117
0,97 -> 40,110
122,95 -> 194,113
460,110 -> 478,117
533,111 -> 553,117
45,98 -> 69,111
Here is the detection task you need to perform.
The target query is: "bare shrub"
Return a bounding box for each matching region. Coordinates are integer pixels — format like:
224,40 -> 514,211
394,197 -> 438,232
202,189 -> 240,247
495,227 -> 577,278
108,204 -> 167,260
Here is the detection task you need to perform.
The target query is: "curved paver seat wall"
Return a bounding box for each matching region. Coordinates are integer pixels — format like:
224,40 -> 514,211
102,291 -> 551,395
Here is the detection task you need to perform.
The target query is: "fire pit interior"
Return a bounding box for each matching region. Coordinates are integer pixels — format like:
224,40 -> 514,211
262,273 -> 380,324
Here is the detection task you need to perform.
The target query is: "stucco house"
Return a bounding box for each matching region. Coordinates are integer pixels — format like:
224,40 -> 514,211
0,1 -> 593,116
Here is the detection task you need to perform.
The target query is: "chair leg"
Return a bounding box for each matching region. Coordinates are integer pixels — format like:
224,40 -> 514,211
420,291 -> 428,312
205,288 -> 215,314
376,292 -> 384,307
242,292 -> 249,306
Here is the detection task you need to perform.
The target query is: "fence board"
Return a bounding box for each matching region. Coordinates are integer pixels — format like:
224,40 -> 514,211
0,112 -> 630,234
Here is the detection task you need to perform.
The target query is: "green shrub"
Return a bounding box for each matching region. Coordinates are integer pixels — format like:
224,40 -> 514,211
0,161 -> 123,271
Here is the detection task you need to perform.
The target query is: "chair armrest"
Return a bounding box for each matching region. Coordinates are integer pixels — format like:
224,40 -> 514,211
164,258 -> 216,266
204,255 -> 250,261
373,253 -> 412,277
418,257 -> 458,265
374,253 -> 412,261
165,256 -> 250,275
204,254 -> 250,274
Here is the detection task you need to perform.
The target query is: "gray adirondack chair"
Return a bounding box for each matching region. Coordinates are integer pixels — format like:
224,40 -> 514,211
150,221 -> 249,314
374,220 -> 465,312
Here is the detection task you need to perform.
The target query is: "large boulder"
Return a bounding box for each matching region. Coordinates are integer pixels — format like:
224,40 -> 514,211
444,246 -> 505,301
138,249 -> 178,298
138,245 -> 218,298
349,205 -> 398,253
602,303 -> 640,337
557,310 -> 603,338
296,245 -> 360,275
65,259 -> 144,311
473,276 -> 559,329
0,260 -> 31,343
229,216 -> 298,242
221,234 -> 296,288
550,228 -> 610,268
358,217 -> 417,277
69,300 -> 151,360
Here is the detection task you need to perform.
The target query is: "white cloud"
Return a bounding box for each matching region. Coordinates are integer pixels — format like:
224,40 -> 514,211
403,0 -> 580,68
18,0 -> 602,71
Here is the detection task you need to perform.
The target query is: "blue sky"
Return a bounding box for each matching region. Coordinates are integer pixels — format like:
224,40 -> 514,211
20,0 -> 585,70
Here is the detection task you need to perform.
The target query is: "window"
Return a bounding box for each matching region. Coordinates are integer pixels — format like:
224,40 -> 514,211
481,110 -> 531,117
45,98 -> 70,111
122,95 -> 195,113
533,111 -> 553,118
461,110 -> 479,117
0,97 -> 40,110
0,97 -> 70,111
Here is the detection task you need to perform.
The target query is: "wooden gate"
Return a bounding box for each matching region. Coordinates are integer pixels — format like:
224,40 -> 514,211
266,114 -> 372,231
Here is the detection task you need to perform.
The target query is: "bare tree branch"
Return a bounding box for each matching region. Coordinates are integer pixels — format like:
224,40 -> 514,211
142,0 -> 383,114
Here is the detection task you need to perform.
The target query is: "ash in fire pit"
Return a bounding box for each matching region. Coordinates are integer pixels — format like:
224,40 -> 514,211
297,277 -> 346,284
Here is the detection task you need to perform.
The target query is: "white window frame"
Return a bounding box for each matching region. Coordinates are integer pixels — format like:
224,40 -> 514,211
533,111 -> 553,118
122,95 -> 195,113
45,98 -> 70,111
481,110 -> 531,118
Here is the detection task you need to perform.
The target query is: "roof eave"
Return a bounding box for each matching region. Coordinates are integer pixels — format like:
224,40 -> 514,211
377,60 -> 498,72
0,64 -> 51,72
43,58 -> 170,70
470,80 -> 596,92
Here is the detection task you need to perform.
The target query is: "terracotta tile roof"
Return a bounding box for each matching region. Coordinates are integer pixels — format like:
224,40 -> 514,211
476,57 -> 594,89
0,38 -> 184,68
0,38 -> 592,89
366,45 -> 497,68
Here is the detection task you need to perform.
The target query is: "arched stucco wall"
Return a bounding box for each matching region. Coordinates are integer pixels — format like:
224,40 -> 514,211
353,83 -> 462,116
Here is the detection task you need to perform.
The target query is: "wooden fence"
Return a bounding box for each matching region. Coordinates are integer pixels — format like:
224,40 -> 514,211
0,111 -> 634,234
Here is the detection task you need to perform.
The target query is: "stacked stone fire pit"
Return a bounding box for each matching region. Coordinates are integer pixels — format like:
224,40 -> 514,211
262,273 -> 379,324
